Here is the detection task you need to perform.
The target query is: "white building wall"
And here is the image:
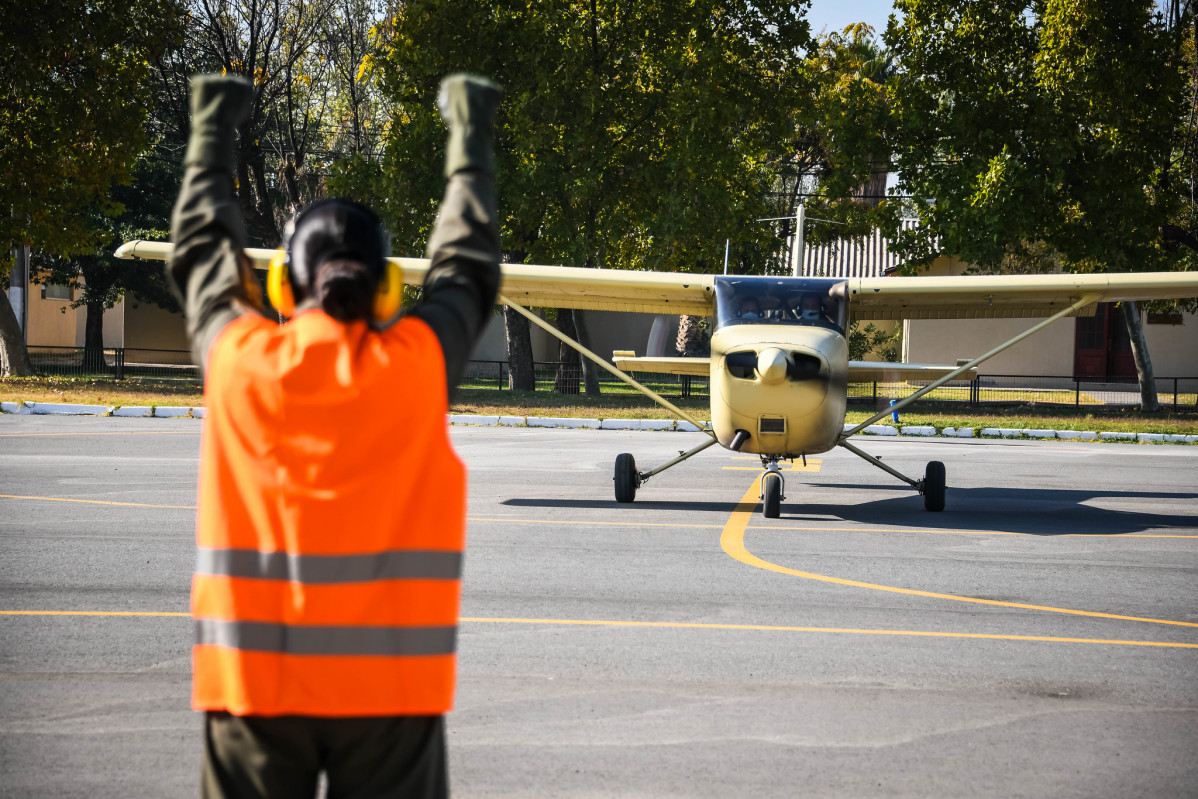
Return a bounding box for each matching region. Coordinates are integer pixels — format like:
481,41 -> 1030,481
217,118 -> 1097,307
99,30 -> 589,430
468,310 -> 682,363
904,312 -> 1197,378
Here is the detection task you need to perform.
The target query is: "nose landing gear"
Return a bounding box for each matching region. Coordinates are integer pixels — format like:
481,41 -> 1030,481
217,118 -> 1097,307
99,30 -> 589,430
760,459 -> 786,518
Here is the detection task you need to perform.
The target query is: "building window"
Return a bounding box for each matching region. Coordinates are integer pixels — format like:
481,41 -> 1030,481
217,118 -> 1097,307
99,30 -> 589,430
42,283 -> 72,301
1147,312 -> 1183,326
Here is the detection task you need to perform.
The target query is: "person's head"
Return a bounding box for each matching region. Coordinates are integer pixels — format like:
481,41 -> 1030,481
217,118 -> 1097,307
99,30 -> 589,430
740,297 -> 760,318
283,199 -> 391,322
799,294 -> 821,321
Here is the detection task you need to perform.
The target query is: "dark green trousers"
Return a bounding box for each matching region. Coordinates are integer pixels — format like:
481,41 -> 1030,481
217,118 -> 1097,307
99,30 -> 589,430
201,712 -> 447,798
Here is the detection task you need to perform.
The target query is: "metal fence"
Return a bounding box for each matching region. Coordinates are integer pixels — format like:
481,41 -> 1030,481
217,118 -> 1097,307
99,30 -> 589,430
851,374 -> 1198,411
28,346 -> 200,382
24,347 -> 1198,411
464,361 -> 1198,411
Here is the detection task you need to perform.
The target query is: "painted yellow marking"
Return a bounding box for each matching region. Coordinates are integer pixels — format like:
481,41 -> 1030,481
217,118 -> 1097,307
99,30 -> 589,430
0,610 -> 189,617
0,431 -> 199,438
720,481 -> 1198,629
460,617 -> 1198,648
1,610 -> 1192,648
0,495 -> 195,510
0,497 -> 1192,539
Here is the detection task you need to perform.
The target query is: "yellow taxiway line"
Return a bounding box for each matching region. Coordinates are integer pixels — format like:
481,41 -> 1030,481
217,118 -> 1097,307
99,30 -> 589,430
1,610 -> 1194,648
0,431 -> 199,437
720,480 -> 1198,629
0,494 -> 195,510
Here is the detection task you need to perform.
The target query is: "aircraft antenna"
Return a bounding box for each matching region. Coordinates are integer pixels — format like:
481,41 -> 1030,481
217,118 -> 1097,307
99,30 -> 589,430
723,239 -> 730,274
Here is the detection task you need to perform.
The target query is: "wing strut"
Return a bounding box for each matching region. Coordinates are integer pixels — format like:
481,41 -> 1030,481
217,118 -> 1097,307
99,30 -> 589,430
840,294 -> 1101,441
499,295 -> 715,438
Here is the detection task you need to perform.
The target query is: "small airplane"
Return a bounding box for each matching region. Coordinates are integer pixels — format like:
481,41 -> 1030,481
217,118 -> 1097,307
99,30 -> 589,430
117,239 -> 1198,518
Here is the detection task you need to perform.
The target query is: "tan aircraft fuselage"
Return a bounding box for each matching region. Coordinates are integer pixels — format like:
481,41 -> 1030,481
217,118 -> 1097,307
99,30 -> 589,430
709,323 -> 849,458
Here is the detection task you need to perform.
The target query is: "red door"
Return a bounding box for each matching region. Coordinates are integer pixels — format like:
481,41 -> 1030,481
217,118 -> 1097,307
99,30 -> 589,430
1074,303 -> 1137,380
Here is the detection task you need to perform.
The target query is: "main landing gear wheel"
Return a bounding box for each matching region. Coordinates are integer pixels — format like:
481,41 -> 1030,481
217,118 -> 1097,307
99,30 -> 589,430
614,453 -> 639,503
762,472 -> 783,519
923,460 -> 946,512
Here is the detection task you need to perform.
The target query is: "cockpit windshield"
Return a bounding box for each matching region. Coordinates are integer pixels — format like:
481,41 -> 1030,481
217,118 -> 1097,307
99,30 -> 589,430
714,276 -> 848,334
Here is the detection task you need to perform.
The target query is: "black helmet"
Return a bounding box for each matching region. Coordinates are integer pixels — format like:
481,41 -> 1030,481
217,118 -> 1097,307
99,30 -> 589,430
285,198 -> 390,300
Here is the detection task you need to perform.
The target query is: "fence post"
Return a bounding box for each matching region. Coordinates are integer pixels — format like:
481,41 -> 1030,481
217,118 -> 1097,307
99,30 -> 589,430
1075,379 -> 1080,407
872,381 -> 877,404
1174,378 -> 1178,412
114,348 -> 124,380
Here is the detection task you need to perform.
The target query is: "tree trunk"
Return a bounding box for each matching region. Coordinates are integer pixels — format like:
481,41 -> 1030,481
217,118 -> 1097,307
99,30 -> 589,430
503,305 -> 536,391
83,298 -> 106,373
675,314 -> 708,357
553,308 -> 580,394
0,289 -> 32,376
1121,301 -> 1160,412
853,153 -> 888,208
572,309 -> 601,396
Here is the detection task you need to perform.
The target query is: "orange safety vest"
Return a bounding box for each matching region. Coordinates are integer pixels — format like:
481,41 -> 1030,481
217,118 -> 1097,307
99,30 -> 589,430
190,310 -> 465,717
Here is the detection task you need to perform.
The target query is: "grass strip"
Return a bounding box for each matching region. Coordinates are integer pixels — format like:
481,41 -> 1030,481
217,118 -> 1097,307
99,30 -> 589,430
4,378 -> 1198,435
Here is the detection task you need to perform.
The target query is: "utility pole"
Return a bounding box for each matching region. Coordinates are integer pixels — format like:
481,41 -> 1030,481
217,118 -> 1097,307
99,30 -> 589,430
790,204 -> 805,276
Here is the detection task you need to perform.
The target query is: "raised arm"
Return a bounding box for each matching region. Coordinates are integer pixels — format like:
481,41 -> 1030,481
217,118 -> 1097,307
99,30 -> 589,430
411,75 -> 503,389
166,75 -> 264,371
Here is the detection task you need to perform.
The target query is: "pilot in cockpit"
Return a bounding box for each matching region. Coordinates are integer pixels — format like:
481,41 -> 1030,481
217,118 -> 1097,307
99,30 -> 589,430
739,297 -> 761,320
793,293 -> 826,324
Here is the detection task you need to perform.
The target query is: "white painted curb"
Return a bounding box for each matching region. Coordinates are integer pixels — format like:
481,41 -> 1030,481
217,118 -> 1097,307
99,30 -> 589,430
901,425 -> 936,436
2,402 -> 1194,444
112,406 -> 153,417
24,402 -> 114,415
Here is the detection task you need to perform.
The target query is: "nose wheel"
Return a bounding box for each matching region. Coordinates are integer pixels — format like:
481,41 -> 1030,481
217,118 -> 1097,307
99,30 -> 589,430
759,459 -> 786,518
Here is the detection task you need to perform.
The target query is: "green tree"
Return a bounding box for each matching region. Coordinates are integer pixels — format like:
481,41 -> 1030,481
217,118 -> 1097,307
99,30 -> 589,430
887,0 -> 1191,410
153,0 -> 391,246
0,0 -> 183,375
330,0 -> 812,393
30,153 -> 181,371
765,24 -> 901,263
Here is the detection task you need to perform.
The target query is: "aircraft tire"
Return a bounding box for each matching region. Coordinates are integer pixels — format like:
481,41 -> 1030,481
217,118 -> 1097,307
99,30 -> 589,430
923,461 -> 946,512
614,453 -> 638,503
762,472 -> 782,518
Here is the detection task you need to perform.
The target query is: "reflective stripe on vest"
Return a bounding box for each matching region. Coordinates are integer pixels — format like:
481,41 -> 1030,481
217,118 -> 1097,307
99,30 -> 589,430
195,619 -> 457,657
196,547 -> 463,583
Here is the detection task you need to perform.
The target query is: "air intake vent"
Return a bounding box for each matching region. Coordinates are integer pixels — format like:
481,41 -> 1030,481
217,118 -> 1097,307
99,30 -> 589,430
787,352 -> 822,381
725,351 -> 757,379
759,417 -> 786,435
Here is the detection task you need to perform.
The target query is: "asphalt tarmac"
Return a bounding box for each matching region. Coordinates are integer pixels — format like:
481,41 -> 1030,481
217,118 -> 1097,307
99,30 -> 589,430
1,416 -> 1195,798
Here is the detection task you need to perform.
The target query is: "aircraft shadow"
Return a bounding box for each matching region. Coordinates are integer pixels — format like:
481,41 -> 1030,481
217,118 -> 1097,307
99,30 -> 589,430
502,486 -> 1198,537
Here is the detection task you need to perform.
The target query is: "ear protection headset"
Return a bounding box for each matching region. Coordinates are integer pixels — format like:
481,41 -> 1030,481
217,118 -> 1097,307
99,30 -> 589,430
265,199 -> 402,323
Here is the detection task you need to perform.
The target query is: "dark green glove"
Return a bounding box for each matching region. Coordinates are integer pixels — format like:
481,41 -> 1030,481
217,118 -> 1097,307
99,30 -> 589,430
184,73 -> 253,170
437,73 -> 503,178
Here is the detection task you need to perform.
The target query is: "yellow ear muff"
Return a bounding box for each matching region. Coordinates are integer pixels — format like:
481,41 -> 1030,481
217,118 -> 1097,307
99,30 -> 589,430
372,260 -> 404,322
266,250 -> 296,318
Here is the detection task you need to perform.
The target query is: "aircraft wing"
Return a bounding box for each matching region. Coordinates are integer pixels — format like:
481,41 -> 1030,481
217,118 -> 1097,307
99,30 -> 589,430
115,240 -> 715,316
117,240 -> 1198,319
846,361 -> 978,382
612,352 -> 709,376
846,273 -> 1198,320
